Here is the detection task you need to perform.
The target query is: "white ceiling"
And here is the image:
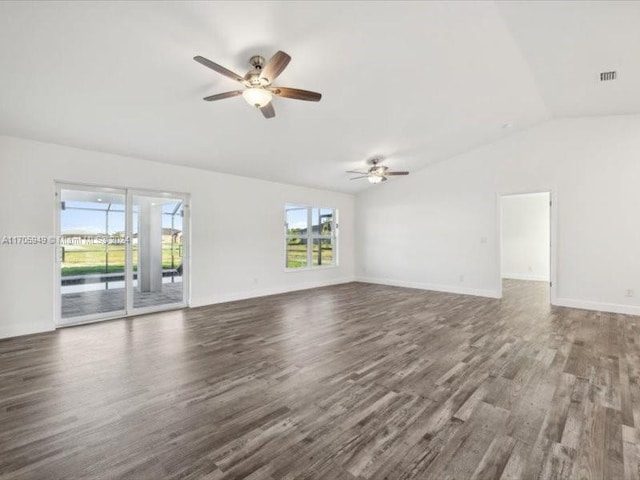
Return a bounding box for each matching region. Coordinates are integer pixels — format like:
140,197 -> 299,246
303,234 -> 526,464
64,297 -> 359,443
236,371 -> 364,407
0,1 -> 635,193
498,1 -> 640,118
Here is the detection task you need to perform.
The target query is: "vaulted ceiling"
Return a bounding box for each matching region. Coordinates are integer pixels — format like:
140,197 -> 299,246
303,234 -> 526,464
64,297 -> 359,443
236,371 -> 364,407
0,1 -> 635,192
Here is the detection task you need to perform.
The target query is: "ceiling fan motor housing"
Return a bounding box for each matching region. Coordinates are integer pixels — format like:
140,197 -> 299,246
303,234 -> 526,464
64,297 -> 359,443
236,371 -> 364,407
249,55 -> 265,70
369,159 -> 388,175
246,56 -> 269,86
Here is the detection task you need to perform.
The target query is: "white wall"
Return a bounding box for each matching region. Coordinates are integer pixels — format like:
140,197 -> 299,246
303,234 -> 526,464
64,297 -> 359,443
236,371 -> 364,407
0,136 -> 355,339
355,116 -> 640,316
500,192 -> 550,282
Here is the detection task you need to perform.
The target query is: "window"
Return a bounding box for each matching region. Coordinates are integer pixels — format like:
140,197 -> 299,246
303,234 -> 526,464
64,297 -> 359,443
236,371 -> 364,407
285,204 -> 337,269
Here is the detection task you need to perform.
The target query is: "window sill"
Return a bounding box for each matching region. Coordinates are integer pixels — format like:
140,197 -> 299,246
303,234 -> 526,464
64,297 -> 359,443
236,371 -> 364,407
284,265 -> 339,273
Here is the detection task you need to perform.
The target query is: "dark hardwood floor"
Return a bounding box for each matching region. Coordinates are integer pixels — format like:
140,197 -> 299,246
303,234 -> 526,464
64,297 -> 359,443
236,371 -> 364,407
1,280 -> 639,479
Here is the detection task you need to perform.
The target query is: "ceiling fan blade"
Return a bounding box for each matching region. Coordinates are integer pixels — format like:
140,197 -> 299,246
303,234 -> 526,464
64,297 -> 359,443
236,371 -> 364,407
386,171 -> 410,176
203,90 -> 243,102
350,176 -> 369,180
260,51 -> 291,83
194,56 -> 245,83
271,87 -> 322,102
260,102 -> 275,119
346,170 -> 368,174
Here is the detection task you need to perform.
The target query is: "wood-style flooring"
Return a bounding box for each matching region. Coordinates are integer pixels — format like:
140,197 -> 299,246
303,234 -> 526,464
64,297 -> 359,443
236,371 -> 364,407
1,280 -> 640,479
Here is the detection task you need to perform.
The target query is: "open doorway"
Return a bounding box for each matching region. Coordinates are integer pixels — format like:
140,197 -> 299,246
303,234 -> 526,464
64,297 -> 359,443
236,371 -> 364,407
499,191 -> 553,303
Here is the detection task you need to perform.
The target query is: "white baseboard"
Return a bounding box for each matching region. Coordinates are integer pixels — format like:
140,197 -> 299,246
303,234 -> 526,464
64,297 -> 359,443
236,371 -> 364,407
502,273 -> 549,282
355,276 -> 501,299
553,298 -> 640,317
0,324 -> 55,340
191,277 -> 357,307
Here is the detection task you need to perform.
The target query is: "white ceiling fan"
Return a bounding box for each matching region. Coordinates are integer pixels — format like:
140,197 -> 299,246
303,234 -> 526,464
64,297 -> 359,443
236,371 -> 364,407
347,158 -> 409,184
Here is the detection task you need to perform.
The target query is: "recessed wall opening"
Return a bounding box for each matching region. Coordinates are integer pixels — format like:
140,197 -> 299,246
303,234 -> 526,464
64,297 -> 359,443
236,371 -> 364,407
499,191 -> 552,302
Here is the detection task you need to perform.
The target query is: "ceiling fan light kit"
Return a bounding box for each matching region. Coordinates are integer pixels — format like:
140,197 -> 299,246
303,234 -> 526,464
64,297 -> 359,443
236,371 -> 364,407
242,88 -> 272,108
194,50 -> 322,119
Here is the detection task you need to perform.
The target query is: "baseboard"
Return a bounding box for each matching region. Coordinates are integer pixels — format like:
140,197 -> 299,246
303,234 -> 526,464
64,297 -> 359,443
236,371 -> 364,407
355,276 -> 501,299
502,273 -> 549,282
190,277 -> 357,307
0,324 -> 55,341
553,298 -> 640,317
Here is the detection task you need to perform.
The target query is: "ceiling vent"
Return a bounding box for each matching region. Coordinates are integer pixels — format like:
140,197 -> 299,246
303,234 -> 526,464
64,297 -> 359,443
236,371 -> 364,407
600,71 -> 617,81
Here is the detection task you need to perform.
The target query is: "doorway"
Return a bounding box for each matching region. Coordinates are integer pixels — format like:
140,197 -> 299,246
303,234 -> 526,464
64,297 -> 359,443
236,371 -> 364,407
499,191 -> 554,302
56,183 -> 189,326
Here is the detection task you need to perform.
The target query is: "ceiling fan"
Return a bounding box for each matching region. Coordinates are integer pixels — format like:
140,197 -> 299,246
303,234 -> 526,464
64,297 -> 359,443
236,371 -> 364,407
347,159 -> 410,184
193,51 -> 322,119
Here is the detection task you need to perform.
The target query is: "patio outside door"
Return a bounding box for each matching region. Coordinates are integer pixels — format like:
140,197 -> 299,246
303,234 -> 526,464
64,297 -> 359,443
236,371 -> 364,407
56,184 -> 189,327
129,191 -> 187,314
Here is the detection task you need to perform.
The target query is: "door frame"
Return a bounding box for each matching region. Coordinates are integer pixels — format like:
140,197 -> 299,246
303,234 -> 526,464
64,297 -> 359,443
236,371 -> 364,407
54,181 -> 190,327
496,189 -> 557,304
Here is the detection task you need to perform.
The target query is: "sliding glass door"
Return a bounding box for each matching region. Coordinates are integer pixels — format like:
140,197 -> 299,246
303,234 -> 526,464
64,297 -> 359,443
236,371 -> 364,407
56,184 -> 189,326
130,191 -> 186,312
58,186 -> 127,323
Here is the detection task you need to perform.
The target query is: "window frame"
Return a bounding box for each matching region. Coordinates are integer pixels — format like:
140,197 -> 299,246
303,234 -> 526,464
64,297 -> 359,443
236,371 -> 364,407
284,204 -> 338,271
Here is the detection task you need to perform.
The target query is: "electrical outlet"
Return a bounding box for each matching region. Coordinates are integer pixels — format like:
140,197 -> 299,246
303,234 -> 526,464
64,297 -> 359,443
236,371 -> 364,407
528,266 -> 533,272
626,289 -> 634,298
459,275 -> 464,282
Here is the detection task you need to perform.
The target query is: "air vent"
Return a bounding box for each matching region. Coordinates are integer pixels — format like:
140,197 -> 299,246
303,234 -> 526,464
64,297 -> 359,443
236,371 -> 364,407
600,71 -> 617,81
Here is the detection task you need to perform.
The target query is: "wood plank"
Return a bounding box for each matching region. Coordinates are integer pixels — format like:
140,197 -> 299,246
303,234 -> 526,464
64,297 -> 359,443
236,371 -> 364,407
0,280 -> 637,479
